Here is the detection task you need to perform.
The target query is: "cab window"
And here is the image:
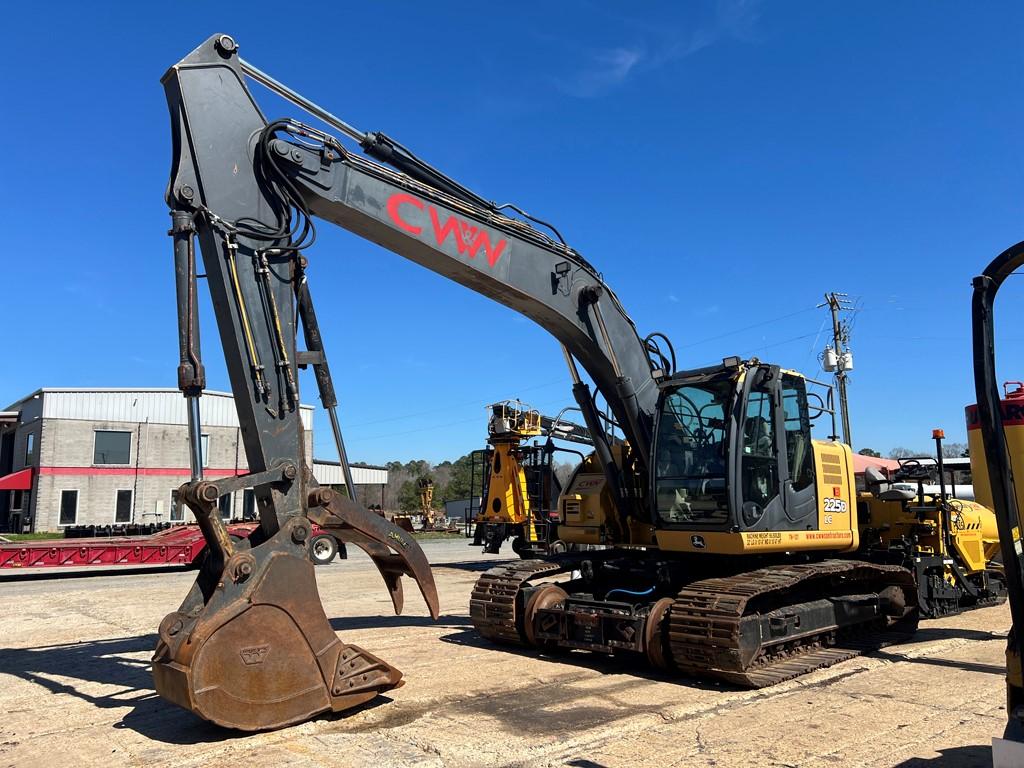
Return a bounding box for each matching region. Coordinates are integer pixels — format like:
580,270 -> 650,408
781,375 -> 814,491
741,389 -> 778,513
654,381 -> 730,526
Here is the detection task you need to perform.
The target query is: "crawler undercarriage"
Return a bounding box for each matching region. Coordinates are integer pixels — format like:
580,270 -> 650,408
470,552 -> 986,687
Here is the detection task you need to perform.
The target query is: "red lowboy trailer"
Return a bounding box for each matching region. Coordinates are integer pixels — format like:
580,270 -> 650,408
0,523 -> 346,570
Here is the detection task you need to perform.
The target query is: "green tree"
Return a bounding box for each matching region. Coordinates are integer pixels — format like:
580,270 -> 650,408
857,448 -> 881,458
398,475 -> 434,512
397,480 -> 419,512
443,453 -> 479,501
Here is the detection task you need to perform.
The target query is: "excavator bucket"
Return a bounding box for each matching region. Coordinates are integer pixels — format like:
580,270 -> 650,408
152,485 -> 438,731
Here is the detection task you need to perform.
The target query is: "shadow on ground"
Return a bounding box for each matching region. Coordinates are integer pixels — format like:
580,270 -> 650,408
0,634 -> 235,744
432,559 -> 516,573
439,627 -> 732,692
892,744 -> 991,767
872,649 -> 1005,676
329,613 -> 472,632
912,626 -> 1005,643
0,624 -> 408,744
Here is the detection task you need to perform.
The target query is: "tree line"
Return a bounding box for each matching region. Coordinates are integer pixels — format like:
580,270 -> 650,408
857,443 -> 968,460
351,453 -> 578,514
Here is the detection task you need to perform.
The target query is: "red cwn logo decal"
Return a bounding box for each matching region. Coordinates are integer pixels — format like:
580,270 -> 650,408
386,193 -> 507,267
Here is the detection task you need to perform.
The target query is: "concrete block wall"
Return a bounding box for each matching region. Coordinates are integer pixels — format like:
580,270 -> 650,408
33,418 -> 314,530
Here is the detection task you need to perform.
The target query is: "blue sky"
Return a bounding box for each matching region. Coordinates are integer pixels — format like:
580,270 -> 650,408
2,2 -> 1022,464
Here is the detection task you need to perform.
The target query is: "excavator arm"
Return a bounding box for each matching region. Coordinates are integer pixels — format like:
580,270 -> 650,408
154,33 -> 667,731
165,34 -> 662,476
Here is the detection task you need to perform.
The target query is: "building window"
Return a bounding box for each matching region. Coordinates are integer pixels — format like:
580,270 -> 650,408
115,489 -> 132,523
25,433 -> 35,465
201,434 -> 210,468
243,489 -> 256,521
59,490 -> 79,526
11,490 -> 23,511
170,489 -> 184,522
218,493 -> 231,520
94,431 -> 131,465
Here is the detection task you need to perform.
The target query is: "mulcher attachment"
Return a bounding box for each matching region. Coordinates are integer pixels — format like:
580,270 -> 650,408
152,483 -> 438,731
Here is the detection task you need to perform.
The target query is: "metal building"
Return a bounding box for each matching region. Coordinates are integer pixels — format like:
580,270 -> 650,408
0,388 -> 386,532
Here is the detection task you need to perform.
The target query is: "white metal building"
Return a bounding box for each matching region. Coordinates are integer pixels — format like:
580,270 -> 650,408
0,388 -> 387,532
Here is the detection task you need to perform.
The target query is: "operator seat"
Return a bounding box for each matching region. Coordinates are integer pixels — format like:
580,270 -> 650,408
865,465 -> 915,502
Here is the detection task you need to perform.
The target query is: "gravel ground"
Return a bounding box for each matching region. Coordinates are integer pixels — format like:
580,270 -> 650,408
0,538 -> 1011,768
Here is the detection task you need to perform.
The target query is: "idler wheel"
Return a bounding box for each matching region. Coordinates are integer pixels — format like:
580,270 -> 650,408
644,598 -> 675,670
523,585 -> 568,646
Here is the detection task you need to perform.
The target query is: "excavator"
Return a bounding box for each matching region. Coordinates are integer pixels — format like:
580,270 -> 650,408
472,400 -> 592,556
156,34 -> 1007,731
416,478 -> 441,531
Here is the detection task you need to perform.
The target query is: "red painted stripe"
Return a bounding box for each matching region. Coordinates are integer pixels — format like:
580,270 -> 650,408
37,466 -> 247,477
965,404 -> 1024,430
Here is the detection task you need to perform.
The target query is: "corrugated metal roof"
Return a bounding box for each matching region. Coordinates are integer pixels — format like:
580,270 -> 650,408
36,389 -> 313,429
312,460 -> 387,485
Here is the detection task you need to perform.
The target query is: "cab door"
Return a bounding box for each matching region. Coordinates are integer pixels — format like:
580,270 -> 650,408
736,368 -> 786,529
778,374 -> 817,525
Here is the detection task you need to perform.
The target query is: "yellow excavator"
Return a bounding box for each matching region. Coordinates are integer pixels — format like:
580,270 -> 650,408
417,478 -> 442,531
154,34 -> 1010,730
471,362 -> 1005,686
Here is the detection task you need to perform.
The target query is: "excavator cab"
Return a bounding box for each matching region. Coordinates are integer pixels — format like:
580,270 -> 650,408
557,357 -> 857,554
649,358 -> 857,554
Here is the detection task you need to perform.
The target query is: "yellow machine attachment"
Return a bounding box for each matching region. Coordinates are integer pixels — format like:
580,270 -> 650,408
479,401 -> 540,529
480,442 -> 534,529
472,401 -> 558,555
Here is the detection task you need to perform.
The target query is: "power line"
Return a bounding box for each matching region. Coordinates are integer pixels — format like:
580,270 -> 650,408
739,331 -> 821,356
341,377 -> 568,429
349,396 -> 570,442
678,306 -> 818,349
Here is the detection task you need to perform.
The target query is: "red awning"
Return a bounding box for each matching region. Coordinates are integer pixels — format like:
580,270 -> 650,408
0,468 -> 32,490
851,454 -> 901,475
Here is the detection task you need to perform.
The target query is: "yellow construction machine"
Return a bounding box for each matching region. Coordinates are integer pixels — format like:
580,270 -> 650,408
470,400 -> 592,557
154,34 -> 1012,729
857,430 -> 1005,618
417,478 -> 441,531
471,363 -> 1006,688
970,242 -> 1024,763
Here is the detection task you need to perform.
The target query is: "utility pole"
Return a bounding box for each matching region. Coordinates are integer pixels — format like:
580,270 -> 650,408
819,292 -> 855,447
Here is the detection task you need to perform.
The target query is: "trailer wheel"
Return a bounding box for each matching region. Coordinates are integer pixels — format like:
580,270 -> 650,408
309,533 -> 338,565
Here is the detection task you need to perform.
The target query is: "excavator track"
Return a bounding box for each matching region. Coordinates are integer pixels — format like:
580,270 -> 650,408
469,560 -> 564,643
470,558 -> 920,689
666,560 -> 919,688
